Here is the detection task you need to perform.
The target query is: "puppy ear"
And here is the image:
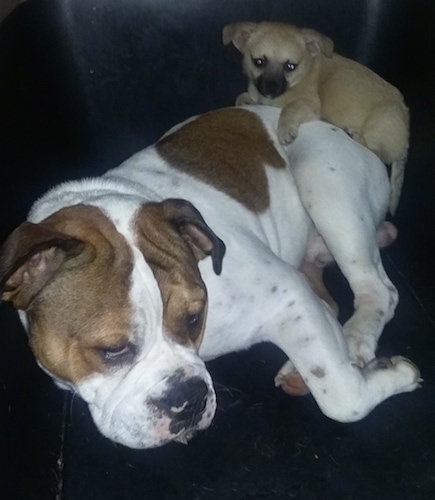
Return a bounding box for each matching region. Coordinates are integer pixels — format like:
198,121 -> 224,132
301,29 -> 334,57
0,222 -> 84,309
222,22 -> 257,51
161,199 -> 226,275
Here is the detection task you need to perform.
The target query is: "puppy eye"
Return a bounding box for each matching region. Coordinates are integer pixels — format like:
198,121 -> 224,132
284,61 -> 297,72
252,57 -> 267,68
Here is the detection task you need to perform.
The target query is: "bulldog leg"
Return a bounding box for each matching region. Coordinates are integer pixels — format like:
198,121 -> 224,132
305,209 -> 397,366
287,129 -> 398,365
281,220 -> 398,396
270,270 -> 420,421
299,260 -> 338,316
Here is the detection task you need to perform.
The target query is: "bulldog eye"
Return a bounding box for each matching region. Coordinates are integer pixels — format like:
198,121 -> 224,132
186,313 -> 200,328
252,57 -> 267,68
284,61 -> 298,72
98,343 -> 133,362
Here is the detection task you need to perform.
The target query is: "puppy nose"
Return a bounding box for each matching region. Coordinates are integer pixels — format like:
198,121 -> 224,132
257,75 -> 287,98
158,377 -> 209,428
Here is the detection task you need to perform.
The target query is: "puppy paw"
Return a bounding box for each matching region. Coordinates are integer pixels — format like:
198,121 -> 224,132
277,122 -> 299,145
275,361 -> 310,396
235,92 -> 256,106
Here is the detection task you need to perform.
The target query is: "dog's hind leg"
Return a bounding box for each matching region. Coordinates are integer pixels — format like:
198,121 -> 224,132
279,218 -> 399,397
298,189 -> 396,365
268,266 -> 420,421
299,260 -> 339,316
286,123 -> 399,365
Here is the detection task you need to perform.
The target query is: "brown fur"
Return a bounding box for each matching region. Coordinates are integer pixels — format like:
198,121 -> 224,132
134,202 -> 209,348
157,108 -> 285,212
0,198 -> 225,382
223,21 -> 410,214
1,205 -> 134,383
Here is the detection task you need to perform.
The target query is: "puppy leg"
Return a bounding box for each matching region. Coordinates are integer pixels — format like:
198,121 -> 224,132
268,267 -> 420,421
277,97 -> 320,144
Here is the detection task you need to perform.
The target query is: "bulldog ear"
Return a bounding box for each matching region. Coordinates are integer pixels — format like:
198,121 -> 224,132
0,222 -> 84,309
162,199 -> 226,275
302,28 -> 334,57
222,22 -> 258,51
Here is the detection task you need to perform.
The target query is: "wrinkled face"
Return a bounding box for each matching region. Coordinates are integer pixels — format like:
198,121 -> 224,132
0,201 -> 225,448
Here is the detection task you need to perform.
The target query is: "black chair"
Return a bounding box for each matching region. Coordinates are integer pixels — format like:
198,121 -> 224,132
1,1 -> 434,498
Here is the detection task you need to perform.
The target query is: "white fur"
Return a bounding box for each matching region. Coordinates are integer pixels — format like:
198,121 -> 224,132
26,106 -> 420,447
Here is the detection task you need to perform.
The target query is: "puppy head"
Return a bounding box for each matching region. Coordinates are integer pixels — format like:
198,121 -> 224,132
0,200 -> 226,448
223,21 -> 333,100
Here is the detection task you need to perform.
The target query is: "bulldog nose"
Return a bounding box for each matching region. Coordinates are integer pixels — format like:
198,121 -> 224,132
159,377 -> 209,428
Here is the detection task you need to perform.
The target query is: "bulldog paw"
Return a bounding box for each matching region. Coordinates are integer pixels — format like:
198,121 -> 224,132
235,92 -> 256,106
344,330 -> 377,367
275,360 -> 310,396
389,356 -> 423,392
362,356 -> 422,393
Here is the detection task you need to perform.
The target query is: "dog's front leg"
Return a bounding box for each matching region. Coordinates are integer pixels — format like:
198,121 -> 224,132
235,92 -> 257,106
277,97 -> 320,144
269,270 -> 420,421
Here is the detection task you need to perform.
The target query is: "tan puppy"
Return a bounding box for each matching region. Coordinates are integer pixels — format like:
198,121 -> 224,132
223,21 -> 410,214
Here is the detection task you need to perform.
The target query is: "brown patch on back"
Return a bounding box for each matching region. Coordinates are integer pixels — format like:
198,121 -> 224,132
156,108 -> 285,212
24,205 -> 134,383
134,204 -> 207,347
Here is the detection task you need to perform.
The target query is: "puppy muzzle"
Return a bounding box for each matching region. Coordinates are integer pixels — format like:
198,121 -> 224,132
255,73 -> 287,99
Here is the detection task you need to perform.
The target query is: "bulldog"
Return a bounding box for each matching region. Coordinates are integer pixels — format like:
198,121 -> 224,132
0,106 -> 420,449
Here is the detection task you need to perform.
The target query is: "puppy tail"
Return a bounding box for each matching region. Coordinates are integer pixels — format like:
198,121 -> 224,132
389,157 -> 406,215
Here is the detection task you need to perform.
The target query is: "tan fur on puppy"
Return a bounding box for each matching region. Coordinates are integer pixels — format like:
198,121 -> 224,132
223,21 -> 410,214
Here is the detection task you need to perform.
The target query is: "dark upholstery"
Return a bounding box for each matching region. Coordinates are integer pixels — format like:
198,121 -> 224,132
1,1 -> 435,498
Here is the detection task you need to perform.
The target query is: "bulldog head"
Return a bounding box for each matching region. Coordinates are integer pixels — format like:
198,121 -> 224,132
0,199 -> 225,448
223,21 -> 333,101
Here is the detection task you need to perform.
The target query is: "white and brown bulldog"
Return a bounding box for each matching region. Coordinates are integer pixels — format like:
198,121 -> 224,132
0,106 -> 420,449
